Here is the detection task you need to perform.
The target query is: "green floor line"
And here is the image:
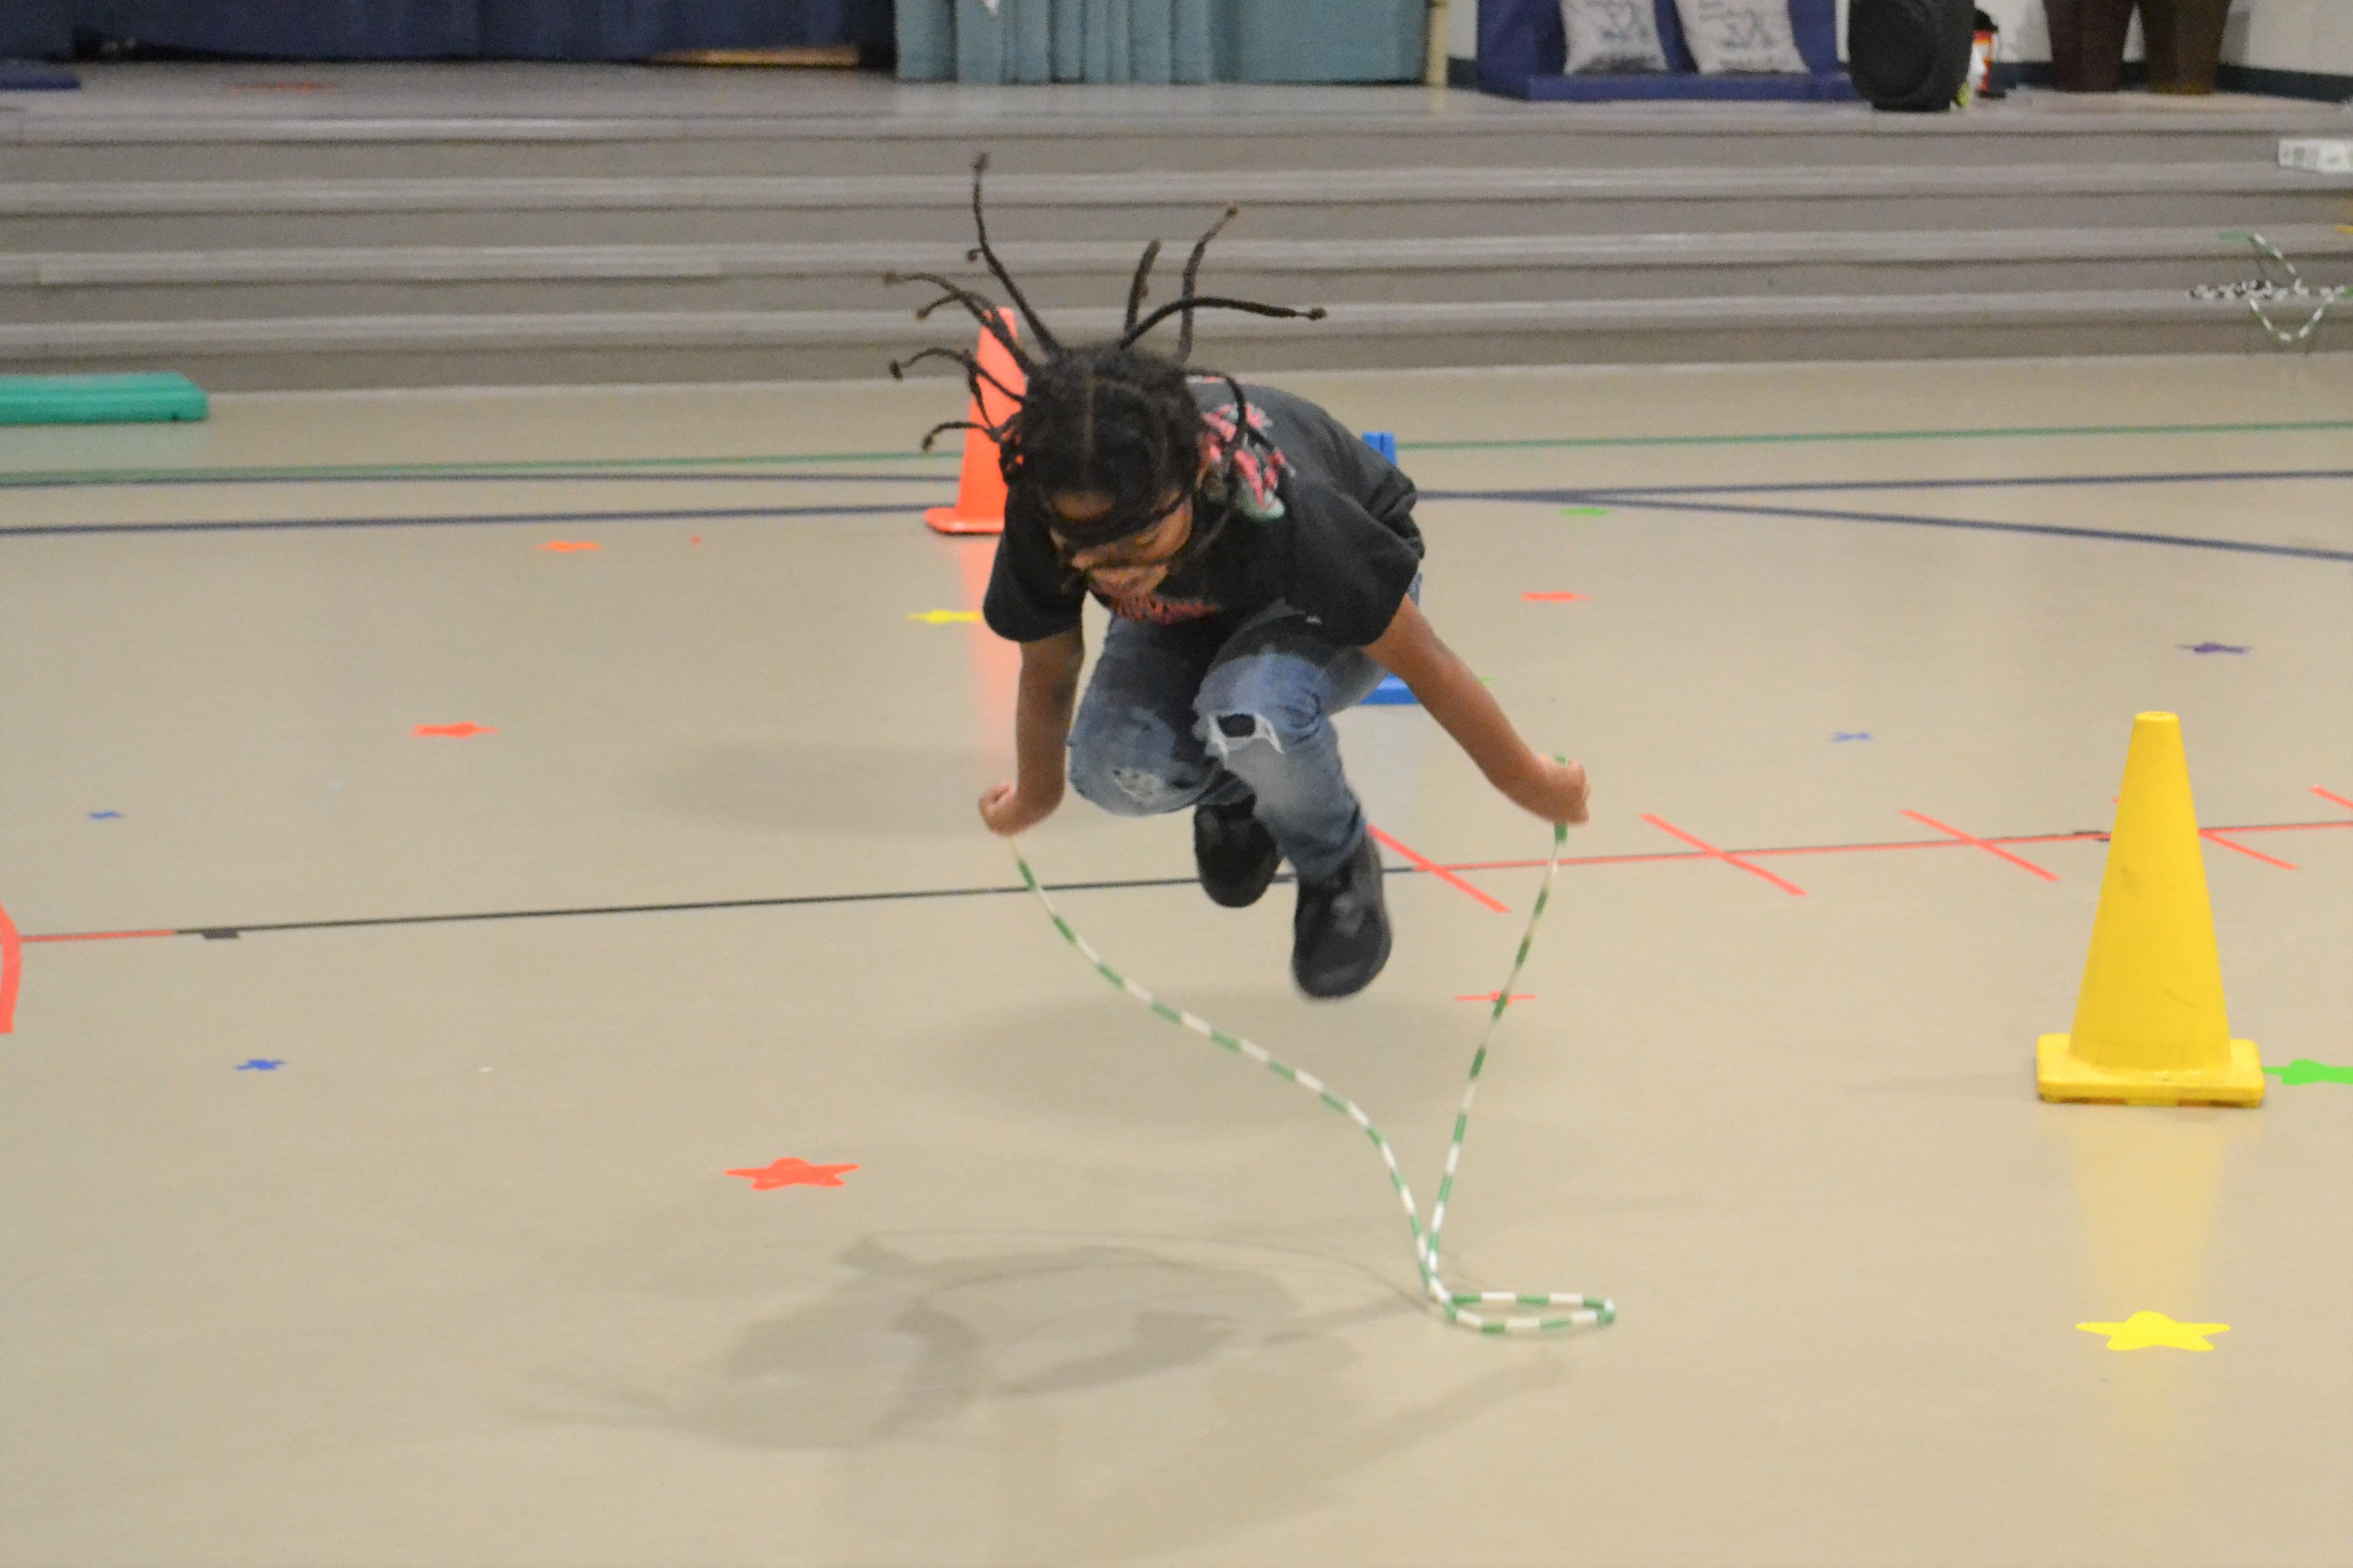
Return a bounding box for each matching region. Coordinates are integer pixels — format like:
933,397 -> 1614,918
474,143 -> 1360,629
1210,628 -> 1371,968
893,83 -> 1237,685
4,419 -> 2347,491
0,449 -> 958,489
2264,1059 -> 2353,1086
1400,419 -> 2353,454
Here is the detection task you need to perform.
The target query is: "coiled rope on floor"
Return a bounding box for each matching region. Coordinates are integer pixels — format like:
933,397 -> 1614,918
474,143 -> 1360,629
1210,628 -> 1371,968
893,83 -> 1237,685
1009,817 -> 1615,1336
2192,231 -> 2349,346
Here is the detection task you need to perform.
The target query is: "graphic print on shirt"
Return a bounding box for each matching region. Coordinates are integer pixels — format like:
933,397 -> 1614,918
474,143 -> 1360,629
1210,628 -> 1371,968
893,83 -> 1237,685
1096,586 -> 1221,625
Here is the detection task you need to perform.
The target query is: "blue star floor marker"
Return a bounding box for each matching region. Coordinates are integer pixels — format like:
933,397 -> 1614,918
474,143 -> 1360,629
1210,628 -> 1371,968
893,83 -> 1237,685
89,810 -> 122,819
1832,732 -> 1873,742
2179,642 -> 2250,654
236,1059 -> 284,1072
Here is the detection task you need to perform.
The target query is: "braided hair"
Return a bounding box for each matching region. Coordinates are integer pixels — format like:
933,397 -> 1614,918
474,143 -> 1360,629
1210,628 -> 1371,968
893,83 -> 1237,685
886,155 -> 1325,555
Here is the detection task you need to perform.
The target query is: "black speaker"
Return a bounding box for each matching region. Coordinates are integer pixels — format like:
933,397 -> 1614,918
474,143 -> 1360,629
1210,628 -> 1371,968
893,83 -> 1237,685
1847,0 -> 1974,111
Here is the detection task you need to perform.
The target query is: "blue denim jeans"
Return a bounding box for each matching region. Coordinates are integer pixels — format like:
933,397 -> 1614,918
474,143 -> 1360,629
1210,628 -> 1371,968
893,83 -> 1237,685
1066,596 -> 1400,883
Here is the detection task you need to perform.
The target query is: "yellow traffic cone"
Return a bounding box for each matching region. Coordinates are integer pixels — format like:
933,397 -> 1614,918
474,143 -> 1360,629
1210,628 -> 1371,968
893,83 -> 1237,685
2037,713 -> 2264,1106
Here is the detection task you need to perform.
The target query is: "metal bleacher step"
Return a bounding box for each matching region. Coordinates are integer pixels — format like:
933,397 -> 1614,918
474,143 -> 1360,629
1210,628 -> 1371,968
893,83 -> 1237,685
7,104 -> 2325,181
0,288 -> 2309,390
8,226 -> 2348,321
8,163 -> 2351,251
5,85 -> 2348,385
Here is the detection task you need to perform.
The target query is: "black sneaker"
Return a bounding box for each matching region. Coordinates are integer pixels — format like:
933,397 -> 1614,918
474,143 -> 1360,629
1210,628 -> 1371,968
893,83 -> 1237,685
1291,831 -> 1391,999
1193,796 -> 1280,908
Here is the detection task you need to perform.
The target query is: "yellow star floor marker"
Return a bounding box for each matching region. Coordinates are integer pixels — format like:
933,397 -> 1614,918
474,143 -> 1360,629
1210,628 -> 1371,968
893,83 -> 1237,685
908,610 -> 981,624
2077,1311 -> 2230,1351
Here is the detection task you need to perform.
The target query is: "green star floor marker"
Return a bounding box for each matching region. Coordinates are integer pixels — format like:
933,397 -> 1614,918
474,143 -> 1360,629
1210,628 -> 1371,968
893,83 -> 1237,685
1560,506 -> 1611,516
1009,808 -> 1612,1338
2264,1059 -> 2353,1086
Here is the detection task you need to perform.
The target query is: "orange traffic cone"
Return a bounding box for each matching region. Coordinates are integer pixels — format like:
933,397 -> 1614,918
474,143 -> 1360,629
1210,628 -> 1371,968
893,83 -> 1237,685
925,309 -> 1024,537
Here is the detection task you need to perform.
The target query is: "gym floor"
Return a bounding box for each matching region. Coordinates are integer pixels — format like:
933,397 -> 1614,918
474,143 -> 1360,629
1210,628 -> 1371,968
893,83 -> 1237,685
3,353 -> 2348,1567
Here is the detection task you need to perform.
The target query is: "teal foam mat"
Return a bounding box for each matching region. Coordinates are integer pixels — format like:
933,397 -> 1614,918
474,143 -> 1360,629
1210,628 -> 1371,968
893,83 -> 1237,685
0,374 -> 210,426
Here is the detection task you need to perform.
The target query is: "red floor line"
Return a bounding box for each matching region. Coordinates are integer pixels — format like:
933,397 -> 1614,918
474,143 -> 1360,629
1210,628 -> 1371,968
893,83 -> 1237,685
1444,839 -> 1978,873
1638,814 -> 1808,896
2315,785 -> 2353,813
1740,838 -> 1967,859
2201,830 -> 2296,870
18,929 -> 179,944
2000,831 -> 2115,845
1368,826 -> 1511,914
0,892 -> 21,1035
1444,820 -> 2345,876
1901,810 -> 2063,881
1448,849 -> 1699,873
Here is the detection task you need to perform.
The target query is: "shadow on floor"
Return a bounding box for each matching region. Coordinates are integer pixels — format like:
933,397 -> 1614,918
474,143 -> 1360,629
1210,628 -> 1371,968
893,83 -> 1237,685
531,1233 -> 1409,1453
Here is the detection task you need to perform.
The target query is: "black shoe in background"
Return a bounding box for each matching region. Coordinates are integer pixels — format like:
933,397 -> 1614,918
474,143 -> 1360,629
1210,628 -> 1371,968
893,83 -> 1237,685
1291,831 -> 1391,999
1194,795 -> 1280,908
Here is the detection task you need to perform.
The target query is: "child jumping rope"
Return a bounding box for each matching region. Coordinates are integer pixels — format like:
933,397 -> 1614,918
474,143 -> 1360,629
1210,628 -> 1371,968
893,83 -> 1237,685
895,161 -> 1589,1000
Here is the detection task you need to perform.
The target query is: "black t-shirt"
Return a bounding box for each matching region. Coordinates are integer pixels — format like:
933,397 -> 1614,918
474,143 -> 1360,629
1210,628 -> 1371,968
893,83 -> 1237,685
982,381 -> 1424,648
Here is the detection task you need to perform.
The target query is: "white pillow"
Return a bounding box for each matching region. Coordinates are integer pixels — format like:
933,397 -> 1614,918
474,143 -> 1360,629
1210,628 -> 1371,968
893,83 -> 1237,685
1671,0 -> 1810,73
1560,0 -> 1671,72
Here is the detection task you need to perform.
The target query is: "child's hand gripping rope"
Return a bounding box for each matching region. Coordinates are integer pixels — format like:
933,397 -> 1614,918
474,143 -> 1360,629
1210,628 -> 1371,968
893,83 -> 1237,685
1005,779 -> 1614,1336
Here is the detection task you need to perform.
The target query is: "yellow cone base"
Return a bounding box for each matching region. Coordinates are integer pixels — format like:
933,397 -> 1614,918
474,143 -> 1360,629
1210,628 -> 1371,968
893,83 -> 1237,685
2036,1034 -> 2266,1107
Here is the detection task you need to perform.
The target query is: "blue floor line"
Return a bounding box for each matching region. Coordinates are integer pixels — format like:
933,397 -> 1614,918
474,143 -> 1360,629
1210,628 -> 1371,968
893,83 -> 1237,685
6,472 -> 2346,560
1573,495 -> 2353,563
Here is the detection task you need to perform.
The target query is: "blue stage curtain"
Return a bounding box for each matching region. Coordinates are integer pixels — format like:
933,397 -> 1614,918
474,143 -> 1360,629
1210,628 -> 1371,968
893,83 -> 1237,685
43,1 -> 888,60
899,0 -> 1415,82
72,2 -> 482,58
481,0 -> 892,59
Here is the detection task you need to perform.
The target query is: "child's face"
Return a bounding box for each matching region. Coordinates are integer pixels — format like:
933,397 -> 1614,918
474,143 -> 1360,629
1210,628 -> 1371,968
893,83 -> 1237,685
1050,489 -> 1193,600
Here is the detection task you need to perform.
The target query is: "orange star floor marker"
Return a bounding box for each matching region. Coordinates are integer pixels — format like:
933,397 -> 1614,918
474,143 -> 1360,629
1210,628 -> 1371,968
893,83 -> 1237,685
1523,591 -> 1587,603
414,723 -> 496,738
540,540 -> 601,552
2077,1311 -> 2230,1351
727,1157 -> 858,1190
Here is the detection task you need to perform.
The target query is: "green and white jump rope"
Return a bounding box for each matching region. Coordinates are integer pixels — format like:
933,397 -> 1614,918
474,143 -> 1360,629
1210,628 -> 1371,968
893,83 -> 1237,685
1008,809 -> 1615,1336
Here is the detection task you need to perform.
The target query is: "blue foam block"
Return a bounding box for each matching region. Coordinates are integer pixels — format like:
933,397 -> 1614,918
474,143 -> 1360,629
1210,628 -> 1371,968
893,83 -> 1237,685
0,373 -> 210,426
1361,674 -> 1417,706
0,64 -> 80,91
1361,430 -> 1398,464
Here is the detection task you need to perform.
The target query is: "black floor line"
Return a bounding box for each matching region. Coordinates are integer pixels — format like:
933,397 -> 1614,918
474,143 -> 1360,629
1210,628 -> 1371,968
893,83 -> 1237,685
151,831 -> 2099,939
182,871 -> 1231,938
36,817 -> 2346,943
1425,487 -> 2353,562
